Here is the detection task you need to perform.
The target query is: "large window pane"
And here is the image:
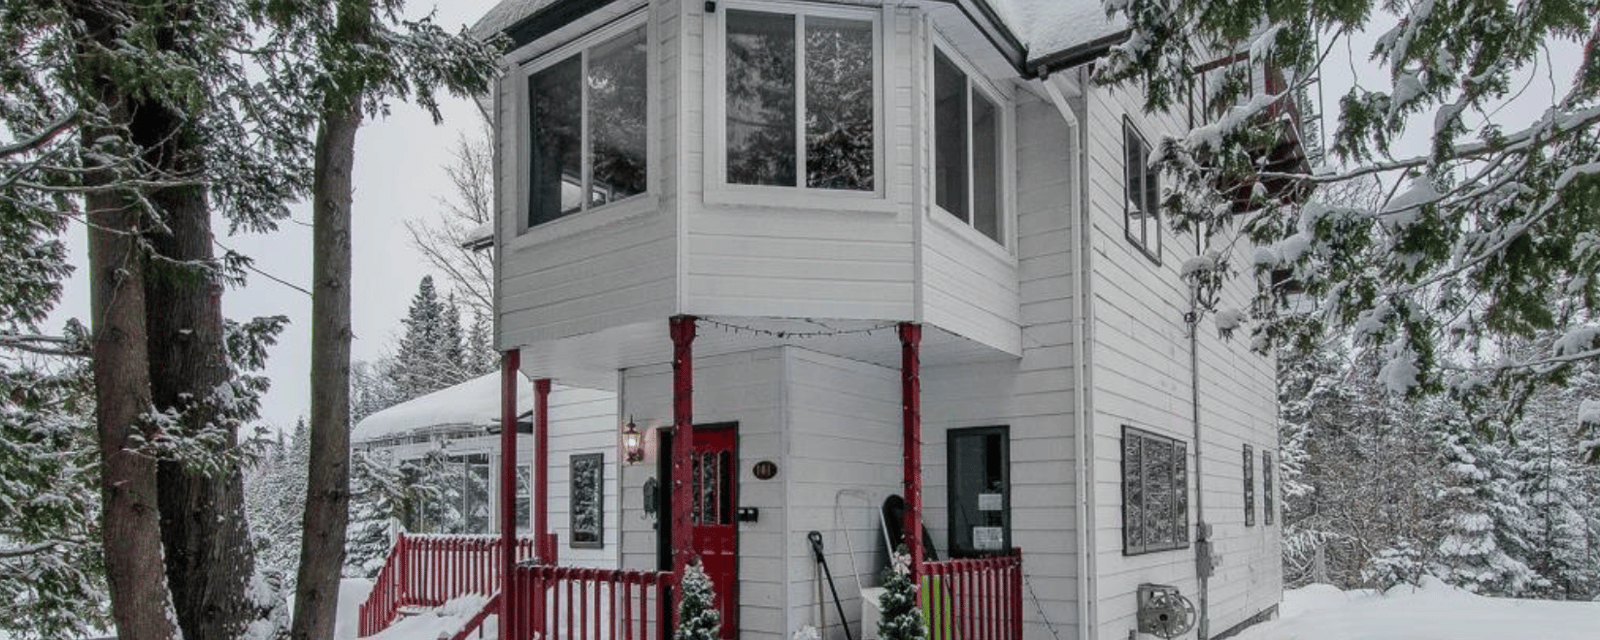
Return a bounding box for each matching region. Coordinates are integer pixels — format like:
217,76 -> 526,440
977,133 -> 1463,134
805,17 -> 873,191
529,55 -> 583,226
933,51 -> 967,219
727,10 -> 797,186
589,27 -> 649,206
948,427 -> 1009,558
971,92 -> 1000,241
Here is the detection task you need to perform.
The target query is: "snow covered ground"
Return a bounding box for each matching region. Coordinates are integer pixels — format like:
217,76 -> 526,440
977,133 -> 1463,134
333,576 -> 1600,640
1235,578 -> 1600,640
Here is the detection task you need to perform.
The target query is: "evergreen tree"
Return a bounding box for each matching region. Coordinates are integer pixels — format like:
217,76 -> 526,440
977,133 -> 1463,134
394,276 -> 470,400
675,558 -> 721,640
1433,420 -> 1540,596
344,450 -> 407,578
877,546 -> 925,640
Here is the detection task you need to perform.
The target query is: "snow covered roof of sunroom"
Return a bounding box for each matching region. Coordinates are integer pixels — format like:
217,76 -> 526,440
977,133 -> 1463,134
471,0 -> 1126,65
351,372 -> 535,443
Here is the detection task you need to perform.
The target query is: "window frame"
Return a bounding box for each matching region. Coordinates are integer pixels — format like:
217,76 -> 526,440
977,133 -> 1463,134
1243,444 -> 1256,527
946,425 -> 1011,558
708,0 -> 888,207
569,452 -> 606,549
1263,449 -> 1275,526
1122,116 -> 1161,264
1121,426 -> 1191,556
929,38 -> 1014,251
515,14 -> 657,240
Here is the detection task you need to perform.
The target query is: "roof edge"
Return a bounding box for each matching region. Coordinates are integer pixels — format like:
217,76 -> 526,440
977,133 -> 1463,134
1024,28 -> 1129,78
502,0 -> 614,50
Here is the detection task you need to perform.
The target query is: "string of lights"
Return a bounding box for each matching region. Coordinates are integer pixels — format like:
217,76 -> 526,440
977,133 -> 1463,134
699,317 -> 901,340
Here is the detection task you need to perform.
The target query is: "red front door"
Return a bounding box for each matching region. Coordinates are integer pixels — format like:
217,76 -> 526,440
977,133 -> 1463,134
691,425 -> 738,639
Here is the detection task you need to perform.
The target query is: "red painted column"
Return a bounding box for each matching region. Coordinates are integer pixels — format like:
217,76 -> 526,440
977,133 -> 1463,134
668,316 -> 697,612
500,349 -> 520,640
898,322 -> 924,596
535,378 -> 552,562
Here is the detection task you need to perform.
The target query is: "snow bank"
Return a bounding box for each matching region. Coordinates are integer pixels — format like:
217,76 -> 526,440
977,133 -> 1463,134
1238,578 -> 1600,640
336,578 -> 375,640
352,372 -> 536,443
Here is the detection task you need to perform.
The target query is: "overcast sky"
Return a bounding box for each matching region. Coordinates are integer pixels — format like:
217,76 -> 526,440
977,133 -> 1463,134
41,2 -> 1580,433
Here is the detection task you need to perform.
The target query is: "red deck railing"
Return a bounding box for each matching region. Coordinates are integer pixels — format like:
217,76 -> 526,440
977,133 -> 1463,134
922,549 -> 1024,640
358,533 -> 540,637
509,565 -> 675,640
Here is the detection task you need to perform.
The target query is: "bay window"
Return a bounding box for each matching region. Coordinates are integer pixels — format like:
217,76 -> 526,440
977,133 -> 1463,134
934,49 -> 1002,244
723,6 -> 877,191
526,25 -> 648,229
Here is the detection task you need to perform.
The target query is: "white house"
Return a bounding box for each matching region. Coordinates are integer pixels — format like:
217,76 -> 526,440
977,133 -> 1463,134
357,2 -> 1303,640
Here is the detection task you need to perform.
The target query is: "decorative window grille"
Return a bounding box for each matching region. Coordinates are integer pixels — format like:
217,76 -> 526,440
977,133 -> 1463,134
1263,449 -> 1275,526
1243,444 -> 1256,527
1122,426 -> 1190,555
569,453 -> 605,548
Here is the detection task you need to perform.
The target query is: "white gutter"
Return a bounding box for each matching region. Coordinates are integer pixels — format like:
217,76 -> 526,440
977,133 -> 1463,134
1041,70 -> 1096,640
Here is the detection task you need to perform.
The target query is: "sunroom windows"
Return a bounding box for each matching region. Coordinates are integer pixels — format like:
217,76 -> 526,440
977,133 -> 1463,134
934,49 -> 1002,244
722,6 -> 878,192
526,25 -> 648,229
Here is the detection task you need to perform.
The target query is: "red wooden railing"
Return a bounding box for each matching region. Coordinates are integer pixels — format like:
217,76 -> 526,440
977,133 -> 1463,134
358,533 -> 540,637
922,549 -> 1024,640
509,565 -> 675,640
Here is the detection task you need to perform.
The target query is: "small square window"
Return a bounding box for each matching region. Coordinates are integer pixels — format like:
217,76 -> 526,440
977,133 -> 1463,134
1123,118 -> 1160,263
1122,426 -> 1189,555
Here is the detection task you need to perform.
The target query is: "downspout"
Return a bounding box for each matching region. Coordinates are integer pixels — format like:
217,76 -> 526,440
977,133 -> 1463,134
1189,266 -> 1211,640
1040,71 -> 1094,640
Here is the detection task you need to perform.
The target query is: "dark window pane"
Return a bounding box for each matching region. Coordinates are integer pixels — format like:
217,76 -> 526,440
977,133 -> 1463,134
1263,450 -> 1274,526
570,453 -> 604,546
1174,442 -> 1189,542
1244,445 -> 1255,526
529,55 -> 583,226
515,465 -> 532,533
948,428 -> 1010,557
971,91 -> 1000,241
1144,438 -> 1173,544
934,51 -> 967,219
1124,123 -> 1145,245
805,17 -> 874,190
727,10 -> 797,186
589,27 -> 649,206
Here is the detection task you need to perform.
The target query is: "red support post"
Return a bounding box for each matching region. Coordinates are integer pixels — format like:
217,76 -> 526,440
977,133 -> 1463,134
535,378 -> 552,562
898,322 -> 924,597
500,349 -> 520,640
668,315 -> 697,616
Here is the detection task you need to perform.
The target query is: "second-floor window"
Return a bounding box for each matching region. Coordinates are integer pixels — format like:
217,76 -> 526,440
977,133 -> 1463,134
526,25 -> 648,229
934,49 -> 1002,244
1123,118 -> 1160,262
724,6 -> 877,191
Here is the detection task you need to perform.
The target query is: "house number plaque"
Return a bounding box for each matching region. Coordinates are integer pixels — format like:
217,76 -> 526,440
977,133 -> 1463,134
752,460 -> 778,480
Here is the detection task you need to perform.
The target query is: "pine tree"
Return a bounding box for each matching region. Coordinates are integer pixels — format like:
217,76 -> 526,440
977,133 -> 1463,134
877,546 -> 926,640
1433,421 -> 1540,596
675,558 -> 721,640
344,450 -> 407,578
394,276 -> 471,401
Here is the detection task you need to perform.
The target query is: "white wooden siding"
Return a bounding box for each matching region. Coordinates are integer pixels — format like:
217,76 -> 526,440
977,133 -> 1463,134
1080,77 -> 1281,639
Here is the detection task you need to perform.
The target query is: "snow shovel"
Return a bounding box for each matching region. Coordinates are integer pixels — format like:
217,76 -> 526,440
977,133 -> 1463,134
809,530 -> 857,640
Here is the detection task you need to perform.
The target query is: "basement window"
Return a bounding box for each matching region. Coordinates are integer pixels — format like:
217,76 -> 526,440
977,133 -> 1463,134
1123,426 -> 1189,555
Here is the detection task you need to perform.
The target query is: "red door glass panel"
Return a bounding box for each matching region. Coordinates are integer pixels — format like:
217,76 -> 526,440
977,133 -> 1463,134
691,426 -> 738,639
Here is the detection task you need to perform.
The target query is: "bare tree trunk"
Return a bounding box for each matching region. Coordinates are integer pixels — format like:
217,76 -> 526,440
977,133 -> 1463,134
142,110 -> 258,637
85,130 -> 180,640
290,94 -> 361,640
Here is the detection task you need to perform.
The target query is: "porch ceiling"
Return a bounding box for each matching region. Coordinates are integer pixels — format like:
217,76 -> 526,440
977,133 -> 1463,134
512,316 -> 1015,391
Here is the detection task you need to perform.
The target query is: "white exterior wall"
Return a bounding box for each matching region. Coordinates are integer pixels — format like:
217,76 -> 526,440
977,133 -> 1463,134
920,91 -> 1081,640
1079,76 -> 1280,639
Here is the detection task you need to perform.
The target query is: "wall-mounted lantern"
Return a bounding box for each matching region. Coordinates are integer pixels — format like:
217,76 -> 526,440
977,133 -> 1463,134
622,416 -> 644,465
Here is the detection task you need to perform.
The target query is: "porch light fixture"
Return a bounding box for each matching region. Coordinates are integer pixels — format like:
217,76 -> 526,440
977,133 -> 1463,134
623,416 -> 644,465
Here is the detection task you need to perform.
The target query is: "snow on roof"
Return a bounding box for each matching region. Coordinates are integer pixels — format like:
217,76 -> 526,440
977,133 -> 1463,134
473,1 -> 1125,65
460,221 -> 494,250
352,372 -> 535,443
985,0 -> 1125,62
